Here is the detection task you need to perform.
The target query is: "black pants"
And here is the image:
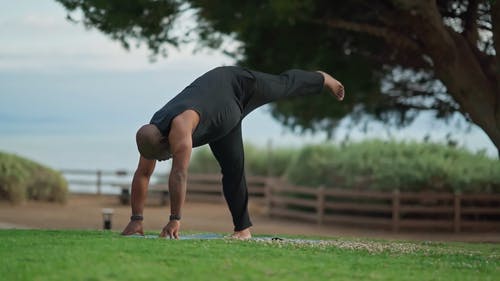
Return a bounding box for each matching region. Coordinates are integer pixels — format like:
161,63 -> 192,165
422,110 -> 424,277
209,69 -> 324,231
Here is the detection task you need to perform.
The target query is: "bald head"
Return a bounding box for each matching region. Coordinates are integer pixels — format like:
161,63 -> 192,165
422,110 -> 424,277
136,124 -> 171,160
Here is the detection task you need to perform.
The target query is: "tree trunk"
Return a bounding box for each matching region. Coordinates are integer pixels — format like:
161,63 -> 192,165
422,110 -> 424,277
491,0 -> 500,143
403,2 -> 500,157
328,1 -> 500,156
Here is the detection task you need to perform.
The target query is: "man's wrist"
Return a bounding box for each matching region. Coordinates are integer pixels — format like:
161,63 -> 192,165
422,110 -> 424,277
130,215 -> 144,221
169,214 -> 181,221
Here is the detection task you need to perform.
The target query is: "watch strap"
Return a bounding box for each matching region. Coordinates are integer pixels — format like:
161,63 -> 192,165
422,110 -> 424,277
130,215 -> 144,221
169,214 -> 181,221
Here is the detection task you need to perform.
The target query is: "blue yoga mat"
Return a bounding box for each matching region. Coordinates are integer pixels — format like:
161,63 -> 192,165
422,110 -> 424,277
125,233 -> 225,240
124,233 -> 322,243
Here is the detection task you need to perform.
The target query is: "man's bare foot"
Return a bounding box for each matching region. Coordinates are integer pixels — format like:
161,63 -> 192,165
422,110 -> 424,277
229,228 -> 252,240
316,71 -> 345,101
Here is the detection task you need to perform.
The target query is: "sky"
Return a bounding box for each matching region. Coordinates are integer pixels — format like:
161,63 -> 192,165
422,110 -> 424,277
0,0 -> 497,174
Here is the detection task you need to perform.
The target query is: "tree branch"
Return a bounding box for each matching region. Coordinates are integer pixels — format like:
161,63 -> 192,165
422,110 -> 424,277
390,0 -> 434,10
463,0 -> 480,49
391,102 -> 460,112
381,94 -> 461,114
321,18 -> 422,54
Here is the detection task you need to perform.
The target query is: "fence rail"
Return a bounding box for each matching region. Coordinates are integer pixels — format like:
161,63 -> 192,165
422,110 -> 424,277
60,169 -> 132,195
60,170 -> 267,204
61,169 -> 500,233
266,180 -> 500,233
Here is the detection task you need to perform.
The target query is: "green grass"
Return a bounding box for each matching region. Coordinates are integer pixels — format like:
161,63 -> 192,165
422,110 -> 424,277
0,230 -> 498,281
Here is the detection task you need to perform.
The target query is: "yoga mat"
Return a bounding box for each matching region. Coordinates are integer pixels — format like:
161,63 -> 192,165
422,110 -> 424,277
125,233 -> 225,240
124,233 -> 323,244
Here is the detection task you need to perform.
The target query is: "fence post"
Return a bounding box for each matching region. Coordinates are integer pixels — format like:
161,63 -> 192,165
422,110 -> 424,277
265,178 -> 273,216
267,139 -> 273,178
317,186 -> 325,225
96,170 -> 102,195
392,189 -> 400,232
454,191 -> 462,233
265,140 -> 273,217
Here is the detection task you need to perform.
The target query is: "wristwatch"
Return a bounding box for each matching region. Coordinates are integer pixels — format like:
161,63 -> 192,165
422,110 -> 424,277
130,215 -> 143,221
169,214 -> 181,221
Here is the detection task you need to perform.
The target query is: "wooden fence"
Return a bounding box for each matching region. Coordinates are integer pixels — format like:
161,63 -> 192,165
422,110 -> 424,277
60,169 -> 132,195
113,173 -> 268,205
61,170 -> 500,233
60,170 -> 267,204
266,180 -> 500,233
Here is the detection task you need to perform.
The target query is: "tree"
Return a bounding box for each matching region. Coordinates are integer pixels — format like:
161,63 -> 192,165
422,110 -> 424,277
56,0 -> 500,156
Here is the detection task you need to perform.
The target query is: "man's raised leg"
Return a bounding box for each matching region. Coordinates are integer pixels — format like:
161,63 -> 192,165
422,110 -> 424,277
242,69 -> 344,116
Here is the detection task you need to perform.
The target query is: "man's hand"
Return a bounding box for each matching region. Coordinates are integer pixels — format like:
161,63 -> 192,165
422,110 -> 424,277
160,220 -> 181,239
121,220 -> 144,236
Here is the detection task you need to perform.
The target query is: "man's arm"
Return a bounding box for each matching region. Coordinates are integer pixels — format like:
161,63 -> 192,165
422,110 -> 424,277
121,156 -> 156,235
160,111 -> 196,238
131,156 -> 156,216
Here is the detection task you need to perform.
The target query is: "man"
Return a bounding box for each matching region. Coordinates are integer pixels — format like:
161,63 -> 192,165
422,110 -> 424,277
121,66 -> 344,239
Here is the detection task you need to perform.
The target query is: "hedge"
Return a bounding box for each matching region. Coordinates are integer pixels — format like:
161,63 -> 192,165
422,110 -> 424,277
287,140 -> 500,192
189,140 -> 500,193
189,144 -> 294,177
0,151 -> 68,204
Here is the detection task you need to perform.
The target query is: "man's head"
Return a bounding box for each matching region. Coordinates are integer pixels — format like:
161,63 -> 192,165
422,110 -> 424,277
136,124 -> 172,161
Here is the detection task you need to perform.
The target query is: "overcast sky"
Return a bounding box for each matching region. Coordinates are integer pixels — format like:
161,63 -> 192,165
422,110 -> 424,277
0,0 -> 497,167
0,0 -> 327,142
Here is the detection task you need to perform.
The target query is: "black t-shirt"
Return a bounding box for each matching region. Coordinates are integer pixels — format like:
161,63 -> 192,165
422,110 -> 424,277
150,66 -> 255,147
150,66 -> 324,147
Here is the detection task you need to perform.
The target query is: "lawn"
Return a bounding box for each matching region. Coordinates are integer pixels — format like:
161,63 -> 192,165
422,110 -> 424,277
0,230 -> 498,281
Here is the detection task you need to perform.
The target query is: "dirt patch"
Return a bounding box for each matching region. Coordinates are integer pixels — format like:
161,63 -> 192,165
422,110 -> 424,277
0,194 -> 498,243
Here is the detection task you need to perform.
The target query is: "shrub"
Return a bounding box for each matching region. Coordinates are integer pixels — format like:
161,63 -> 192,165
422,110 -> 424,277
0,151 -> 68,204
189,140 -> 500,193
287,140 -> 500,193
244,144 -> 295,177
189,144 -> 295,177
286,144 -> 340,187
188,147 -> 219,174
